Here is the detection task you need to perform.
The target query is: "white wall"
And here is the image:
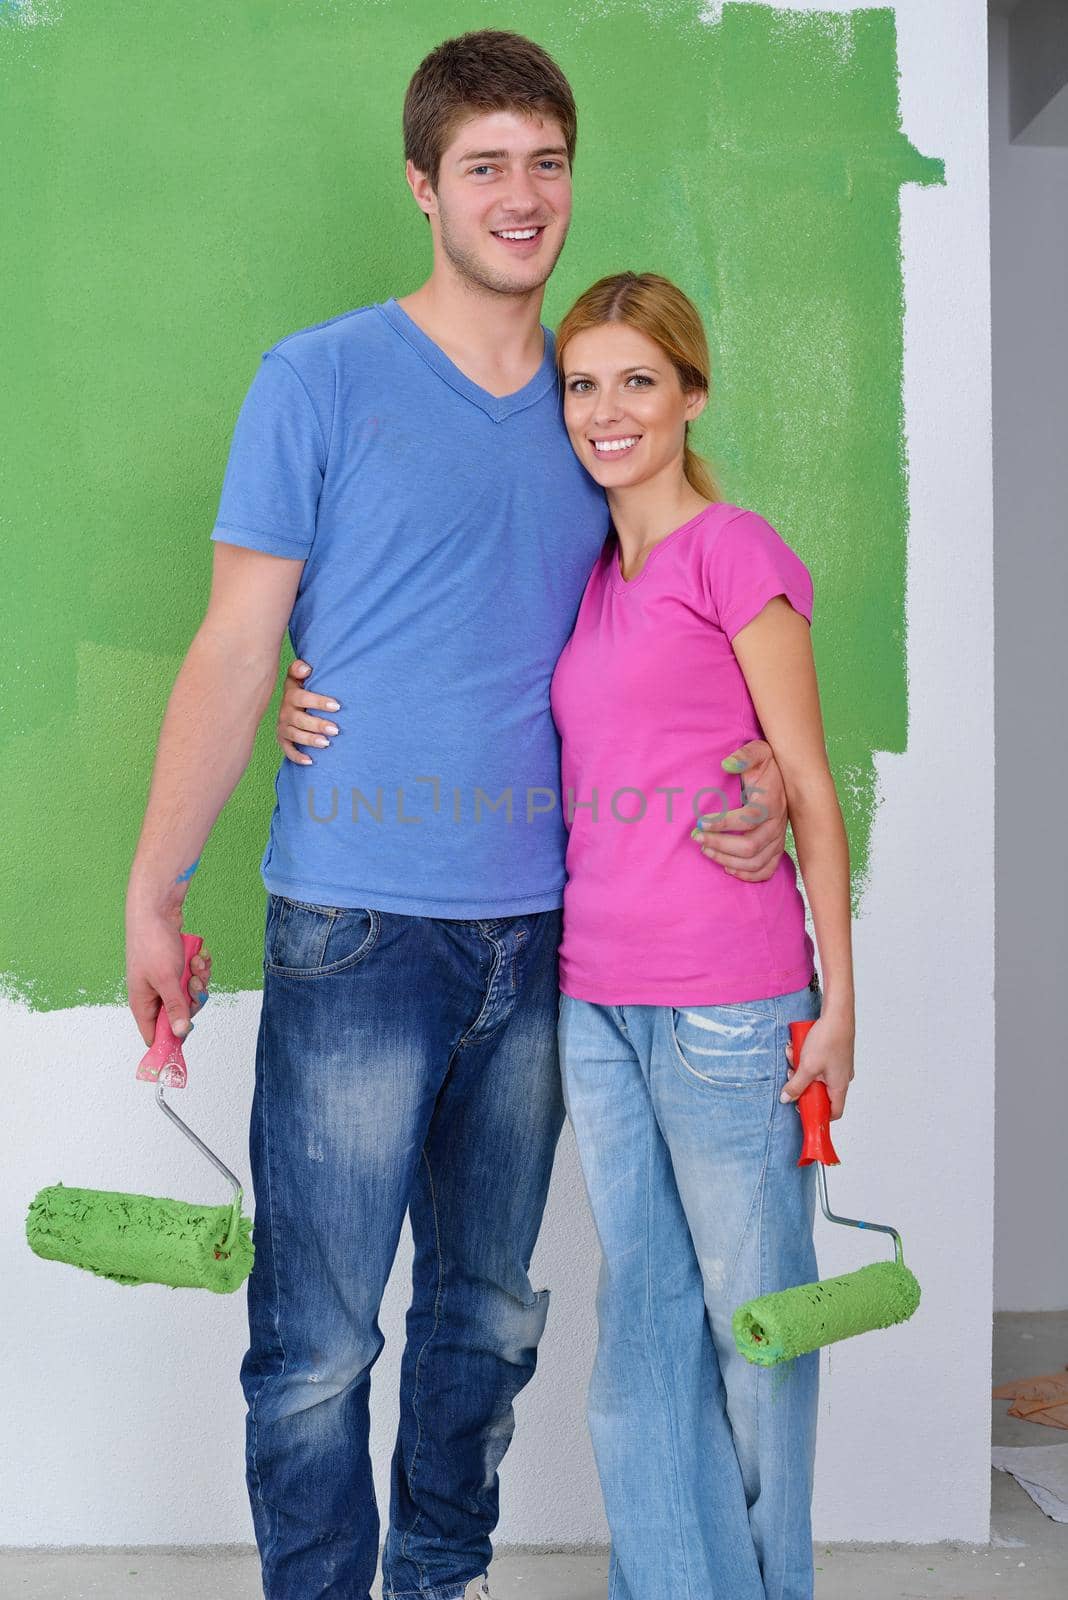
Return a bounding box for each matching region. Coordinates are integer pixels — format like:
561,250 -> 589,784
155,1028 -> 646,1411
990,13 -> 1068,1312
3,0 -> 995,1550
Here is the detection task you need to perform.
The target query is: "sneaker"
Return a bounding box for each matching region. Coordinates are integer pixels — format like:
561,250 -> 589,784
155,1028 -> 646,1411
463,1578 -> 493,1600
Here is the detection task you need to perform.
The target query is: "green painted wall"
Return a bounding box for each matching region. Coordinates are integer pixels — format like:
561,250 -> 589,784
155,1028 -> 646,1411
0,1 -> 943,1009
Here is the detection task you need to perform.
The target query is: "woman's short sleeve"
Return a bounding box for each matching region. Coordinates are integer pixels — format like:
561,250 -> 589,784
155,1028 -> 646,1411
702,509 -> 813,643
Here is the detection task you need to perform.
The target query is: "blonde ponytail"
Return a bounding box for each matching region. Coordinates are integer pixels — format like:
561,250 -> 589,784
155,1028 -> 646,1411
684,435 -> 720,502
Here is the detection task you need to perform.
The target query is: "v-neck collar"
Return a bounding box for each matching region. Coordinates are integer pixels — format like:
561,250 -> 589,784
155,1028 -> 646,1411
375,298 -> 559,424
608,504 -> 713,593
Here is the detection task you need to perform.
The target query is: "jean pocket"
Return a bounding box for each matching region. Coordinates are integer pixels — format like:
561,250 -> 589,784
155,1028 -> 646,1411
266,898 -> 380,977
669,1002 -> 776,1090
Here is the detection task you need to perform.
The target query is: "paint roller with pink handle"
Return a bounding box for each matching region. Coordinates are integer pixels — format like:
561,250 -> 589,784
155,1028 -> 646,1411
25,927 -> 254,1291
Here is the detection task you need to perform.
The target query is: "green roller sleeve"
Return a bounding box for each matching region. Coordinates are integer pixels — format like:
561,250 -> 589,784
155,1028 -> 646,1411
26,1182 -> 254,1294
732,1258 -> 922,1367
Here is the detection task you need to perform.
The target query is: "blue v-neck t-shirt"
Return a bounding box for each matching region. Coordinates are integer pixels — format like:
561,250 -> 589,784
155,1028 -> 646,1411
211,298 -> 610,916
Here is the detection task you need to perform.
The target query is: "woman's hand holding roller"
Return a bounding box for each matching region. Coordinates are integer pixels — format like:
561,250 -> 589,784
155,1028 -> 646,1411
781,1013 -> 855,1121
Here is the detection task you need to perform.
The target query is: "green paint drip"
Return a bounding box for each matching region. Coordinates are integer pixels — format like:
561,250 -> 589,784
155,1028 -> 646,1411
1,3 -> 943,1009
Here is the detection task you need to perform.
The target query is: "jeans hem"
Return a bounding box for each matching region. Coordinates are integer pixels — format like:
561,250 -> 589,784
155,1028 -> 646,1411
383,1576 -> 482,1600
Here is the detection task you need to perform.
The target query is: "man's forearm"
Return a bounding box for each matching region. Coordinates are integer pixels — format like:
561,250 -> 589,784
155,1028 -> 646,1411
126,631 -> 278,915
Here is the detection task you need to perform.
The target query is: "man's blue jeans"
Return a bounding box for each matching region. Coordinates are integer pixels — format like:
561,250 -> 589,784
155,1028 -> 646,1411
240,895 -> 565,1600
559,977 -> 823,1600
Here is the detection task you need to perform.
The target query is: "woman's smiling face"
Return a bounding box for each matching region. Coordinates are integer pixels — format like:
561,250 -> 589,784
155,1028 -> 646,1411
561,323 -> 707,489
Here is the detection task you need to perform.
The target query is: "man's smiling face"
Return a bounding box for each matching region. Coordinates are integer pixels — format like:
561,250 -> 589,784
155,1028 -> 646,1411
408,108 -> 573,296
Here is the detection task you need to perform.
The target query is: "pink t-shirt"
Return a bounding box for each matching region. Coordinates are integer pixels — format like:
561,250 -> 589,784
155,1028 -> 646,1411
549,501 -> 816,1006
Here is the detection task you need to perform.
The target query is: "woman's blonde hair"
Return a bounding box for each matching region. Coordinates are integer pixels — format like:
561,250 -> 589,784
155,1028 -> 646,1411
555,271 -> 720,502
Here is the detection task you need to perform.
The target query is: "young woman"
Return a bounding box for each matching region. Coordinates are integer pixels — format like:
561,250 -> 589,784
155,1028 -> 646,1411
545,273 -> 854,1600
274,273 -> 854,1600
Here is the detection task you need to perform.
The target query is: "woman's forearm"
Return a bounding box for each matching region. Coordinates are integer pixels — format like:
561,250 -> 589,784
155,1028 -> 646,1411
787,772 -> 855,1020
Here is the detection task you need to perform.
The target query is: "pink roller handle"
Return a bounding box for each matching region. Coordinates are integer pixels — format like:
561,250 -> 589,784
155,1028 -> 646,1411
136,932 -> 203,1088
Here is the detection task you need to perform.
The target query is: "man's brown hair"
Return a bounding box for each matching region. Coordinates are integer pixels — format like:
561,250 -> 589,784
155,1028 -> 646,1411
403,29 -> 578,188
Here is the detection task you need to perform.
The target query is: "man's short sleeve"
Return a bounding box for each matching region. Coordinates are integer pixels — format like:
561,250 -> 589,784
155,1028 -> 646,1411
702,509 -> 813,643
211,351 -> 326,560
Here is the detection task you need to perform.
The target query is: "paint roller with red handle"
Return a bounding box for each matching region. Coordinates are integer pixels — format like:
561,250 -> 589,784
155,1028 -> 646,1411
730,1015 -> 921,1365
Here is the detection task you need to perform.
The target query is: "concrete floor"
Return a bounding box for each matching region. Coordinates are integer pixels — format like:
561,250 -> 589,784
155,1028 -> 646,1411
3,1313 -> 1065,1600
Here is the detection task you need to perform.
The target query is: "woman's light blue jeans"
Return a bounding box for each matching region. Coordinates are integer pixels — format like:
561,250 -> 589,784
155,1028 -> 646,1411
558,976 -> 823,1600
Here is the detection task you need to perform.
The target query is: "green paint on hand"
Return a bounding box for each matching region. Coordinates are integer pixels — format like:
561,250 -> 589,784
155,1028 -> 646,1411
1,2 -> 943,1008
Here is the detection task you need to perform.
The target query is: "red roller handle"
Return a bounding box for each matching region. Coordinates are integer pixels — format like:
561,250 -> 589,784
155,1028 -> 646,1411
789,1018 -> 840,1167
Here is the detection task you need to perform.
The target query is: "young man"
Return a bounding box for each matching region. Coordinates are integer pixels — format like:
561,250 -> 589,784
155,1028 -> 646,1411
125,30 -> 791,1600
